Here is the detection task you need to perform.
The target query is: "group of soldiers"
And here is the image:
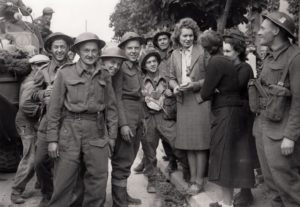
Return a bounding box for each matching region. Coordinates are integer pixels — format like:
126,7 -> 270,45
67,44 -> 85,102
2,1 -> 300,206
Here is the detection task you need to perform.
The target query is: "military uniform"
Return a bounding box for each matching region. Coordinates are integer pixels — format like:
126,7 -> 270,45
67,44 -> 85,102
47,60 -> 118,207
33,16 -> 52,40
32,59 -> 68,201
254,43 -> 300,207
111,60 -> 144,206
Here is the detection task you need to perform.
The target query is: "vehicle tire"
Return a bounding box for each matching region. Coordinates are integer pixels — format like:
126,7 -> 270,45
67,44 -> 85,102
0,142 -> 22,173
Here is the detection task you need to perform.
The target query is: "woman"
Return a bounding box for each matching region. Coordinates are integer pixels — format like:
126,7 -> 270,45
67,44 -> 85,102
223,29 -> 256,206
200,30 -> 254,207
169,18 -> 210,195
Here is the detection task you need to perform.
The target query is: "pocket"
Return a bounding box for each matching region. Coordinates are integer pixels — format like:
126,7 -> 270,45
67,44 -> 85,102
89,137 -> 109,148
66,79 -> 86,104
95,79 -> 106,101
267,63 -> 288,86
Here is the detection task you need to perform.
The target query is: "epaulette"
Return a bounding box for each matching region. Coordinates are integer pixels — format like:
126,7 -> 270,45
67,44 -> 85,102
59,62 -> 75,70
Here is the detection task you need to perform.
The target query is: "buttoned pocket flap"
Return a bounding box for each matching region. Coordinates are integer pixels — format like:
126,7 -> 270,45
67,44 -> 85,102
269,63 -> 285,71
98,79 -> 106,87
89,138 -> 108,148
67,79 -> 85,85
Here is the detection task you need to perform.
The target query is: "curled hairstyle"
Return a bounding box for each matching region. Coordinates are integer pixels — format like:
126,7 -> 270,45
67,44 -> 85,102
223,37 -> 247,62
200,30 -> 223,55
172,18 -> 200,48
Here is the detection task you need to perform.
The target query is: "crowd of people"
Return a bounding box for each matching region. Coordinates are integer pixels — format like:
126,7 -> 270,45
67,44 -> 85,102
3,1 -> 300,206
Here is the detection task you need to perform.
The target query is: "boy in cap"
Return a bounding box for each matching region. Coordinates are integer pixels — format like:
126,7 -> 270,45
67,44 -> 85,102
11,54 -> 49,204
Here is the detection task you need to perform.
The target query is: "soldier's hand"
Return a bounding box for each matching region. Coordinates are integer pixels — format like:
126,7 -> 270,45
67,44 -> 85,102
281,138 -> 295,156
108,139 -> 116,157
48,142 -> 59,159
173,86 -> 180,95
44,85 -> 53,97
120,125 -> 133,143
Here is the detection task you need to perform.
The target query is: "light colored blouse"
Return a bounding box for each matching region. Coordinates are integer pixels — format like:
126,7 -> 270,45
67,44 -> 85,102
181,45 -> 193,84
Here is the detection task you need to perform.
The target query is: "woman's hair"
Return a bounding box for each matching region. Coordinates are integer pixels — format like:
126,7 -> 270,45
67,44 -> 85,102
223,37 -> 247,62
172,17 -> 200,48
200,29 -> 223,55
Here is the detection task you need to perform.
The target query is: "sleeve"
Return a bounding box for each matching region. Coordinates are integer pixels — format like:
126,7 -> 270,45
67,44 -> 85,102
104,75 -> 118,139
112,68 -> 128,127
169,52 -> 179,89
200,57 -> 223,101
31,70 -> 46,102
283,54 -> 300,141
19,80 -> 40,118
46,71 -> 66,143
238,63 -> 253,89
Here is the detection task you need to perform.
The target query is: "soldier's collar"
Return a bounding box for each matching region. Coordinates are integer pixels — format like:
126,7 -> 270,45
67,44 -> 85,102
125,60 -> 139,69
76,60 -> 95,76
270,43 -> 290,60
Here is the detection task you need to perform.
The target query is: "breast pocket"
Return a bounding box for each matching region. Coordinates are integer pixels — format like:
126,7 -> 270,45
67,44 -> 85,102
267,63 -> 286,85
66,79 -> 86,104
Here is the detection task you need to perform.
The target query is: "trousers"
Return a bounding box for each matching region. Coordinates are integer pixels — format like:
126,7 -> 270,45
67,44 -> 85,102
253,115 -> 300,207
49,118 -> 109,207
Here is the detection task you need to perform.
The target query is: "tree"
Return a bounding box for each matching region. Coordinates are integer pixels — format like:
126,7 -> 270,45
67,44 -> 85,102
286,0 -> 300,43
109,0 -> 269,37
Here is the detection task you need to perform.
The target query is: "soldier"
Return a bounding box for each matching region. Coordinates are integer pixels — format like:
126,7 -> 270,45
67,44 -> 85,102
32,32 -> 73,207
46,32 -> 117,207
33,7 -> 54,41
111,32 -> 145,207
10,54 -> 49,204
253,11 -> 300,207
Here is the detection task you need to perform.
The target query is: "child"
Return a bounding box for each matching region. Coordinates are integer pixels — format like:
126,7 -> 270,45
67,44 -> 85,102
140,49 -> 176,193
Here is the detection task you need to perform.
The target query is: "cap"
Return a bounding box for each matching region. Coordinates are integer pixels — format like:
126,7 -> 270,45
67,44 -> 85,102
43,7 -> 54,15
29,54 -> 50,64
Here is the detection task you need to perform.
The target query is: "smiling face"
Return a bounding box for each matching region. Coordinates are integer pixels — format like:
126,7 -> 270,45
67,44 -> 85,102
223,42 -> 239,62
123,40 -> 141,62
102,57 -> 124,76
179,28 -> 194,49
145,56 -> 158,73
78,41 -> 99,66
157,34 -> 170,51
257,19 -> 277,47
50,39 -> 68,63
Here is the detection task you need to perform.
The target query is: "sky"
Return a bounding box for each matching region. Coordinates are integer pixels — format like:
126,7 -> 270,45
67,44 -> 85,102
23,0 -> 120,42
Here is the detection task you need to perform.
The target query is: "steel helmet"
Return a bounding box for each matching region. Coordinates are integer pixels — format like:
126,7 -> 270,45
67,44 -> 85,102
118,32 -> 144,48
140,49 -> 161,73
72,32 -> 106,52
100,46 -> 127,60
153,30 -> 171,48
44,32 -> 73,53
43,7 -> 54,15
262,11 -> 296,39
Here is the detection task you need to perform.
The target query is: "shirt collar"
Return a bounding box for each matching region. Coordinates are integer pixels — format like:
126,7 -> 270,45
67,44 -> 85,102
180,45 -> 193,54
76,59 -> 97,76
270,43 -> 290,60
125,60 -> 139,69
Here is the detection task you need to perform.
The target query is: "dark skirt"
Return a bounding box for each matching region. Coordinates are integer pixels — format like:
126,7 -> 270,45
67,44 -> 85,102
208,106 -> 255,188
175,91 -> 210,150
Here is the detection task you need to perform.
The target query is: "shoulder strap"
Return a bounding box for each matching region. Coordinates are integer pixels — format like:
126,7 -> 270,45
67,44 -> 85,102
278,50 -> 300,86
